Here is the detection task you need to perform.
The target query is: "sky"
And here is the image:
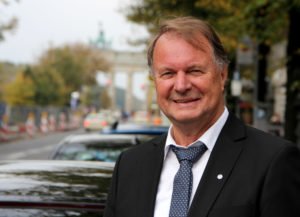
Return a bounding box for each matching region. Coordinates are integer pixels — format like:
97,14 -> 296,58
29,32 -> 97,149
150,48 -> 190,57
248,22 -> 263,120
0,0 -> 148,63
0,0 -> 149,100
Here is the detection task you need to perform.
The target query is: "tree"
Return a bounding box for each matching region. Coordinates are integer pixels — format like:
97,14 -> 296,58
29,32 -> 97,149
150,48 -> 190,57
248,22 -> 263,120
3,70 -> 35,106
242,1 -> 290,103
243,1 -> 300,141
0,0 -> 19,102
0,62 -> 21,101
126,0 -> 245,53
285,5 -> 300,142
125,0 -> 288,94
1,43 -> 111,107
26,66 -> 66,106
0,0 -> 18,42
34,43 -> 111,106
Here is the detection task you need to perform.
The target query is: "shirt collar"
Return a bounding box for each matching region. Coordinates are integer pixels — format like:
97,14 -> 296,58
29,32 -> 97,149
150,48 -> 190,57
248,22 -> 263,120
164,107 -> 229,160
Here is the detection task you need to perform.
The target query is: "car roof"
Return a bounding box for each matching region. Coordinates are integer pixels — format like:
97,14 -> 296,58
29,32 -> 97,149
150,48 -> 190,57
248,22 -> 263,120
103,122 -> 169,135
62,133 -> 140,144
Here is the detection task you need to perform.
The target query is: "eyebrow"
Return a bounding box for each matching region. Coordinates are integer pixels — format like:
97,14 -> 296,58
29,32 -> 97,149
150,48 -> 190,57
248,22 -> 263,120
154,64 -> 207,75
187,64 -> 206,70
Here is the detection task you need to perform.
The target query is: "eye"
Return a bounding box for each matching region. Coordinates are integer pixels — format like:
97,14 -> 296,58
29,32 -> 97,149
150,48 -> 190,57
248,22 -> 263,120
159,71 -> 175,79
188,68 -> 205,75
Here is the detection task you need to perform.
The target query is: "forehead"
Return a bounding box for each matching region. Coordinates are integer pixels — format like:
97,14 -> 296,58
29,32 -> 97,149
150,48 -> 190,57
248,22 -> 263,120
155,32 -> 213,55
153,32 -> 214,63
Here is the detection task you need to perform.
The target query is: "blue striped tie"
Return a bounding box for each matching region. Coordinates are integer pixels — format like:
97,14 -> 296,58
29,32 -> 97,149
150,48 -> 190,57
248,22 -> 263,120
169,143 -> 207,217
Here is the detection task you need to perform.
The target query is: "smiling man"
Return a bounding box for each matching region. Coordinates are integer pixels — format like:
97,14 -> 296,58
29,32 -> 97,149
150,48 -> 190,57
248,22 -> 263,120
104,17 -> 300,217
150,23 -> 228,146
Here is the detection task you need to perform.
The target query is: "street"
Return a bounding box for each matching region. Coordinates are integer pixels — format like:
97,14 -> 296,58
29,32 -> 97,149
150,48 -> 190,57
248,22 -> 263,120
0,128 -> 84,160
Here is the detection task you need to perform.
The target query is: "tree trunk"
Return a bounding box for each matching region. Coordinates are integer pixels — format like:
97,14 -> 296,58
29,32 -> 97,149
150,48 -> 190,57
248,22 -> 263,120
285,6 -> 300,143
257,42 -> 270,103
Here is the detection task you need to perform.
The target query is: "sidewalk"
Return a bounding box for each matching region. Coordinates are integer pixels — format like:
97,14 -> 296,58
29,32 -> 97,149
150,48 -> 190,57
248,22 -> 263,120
0,120 -> 82,143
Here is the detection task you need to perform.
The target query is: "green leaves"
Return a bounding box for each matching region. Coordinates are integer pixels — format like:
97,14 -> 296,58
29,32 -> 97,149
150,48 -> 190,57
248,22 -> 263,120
3,71 -> 35,106
125,0 -> 292,53
2,43 -> 110,106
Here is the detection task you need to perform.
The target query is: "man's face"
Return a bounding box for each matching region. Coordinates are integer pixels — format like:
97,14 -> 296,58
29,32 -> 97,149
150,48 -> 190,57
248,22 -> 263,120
152,33 -> 227,128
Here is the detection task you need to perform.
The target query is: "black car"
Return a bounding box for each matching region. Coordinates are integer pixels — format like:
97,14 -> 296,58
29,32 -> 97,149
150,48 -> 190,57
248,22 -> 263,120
50,133 -> 149,162
0,160 -> 113,217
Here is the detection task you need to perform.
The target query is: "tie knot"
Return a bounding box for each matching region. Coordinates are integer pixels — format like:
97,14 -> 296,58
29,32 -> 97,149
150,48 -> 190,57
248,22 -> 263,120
171,143 -> 207,164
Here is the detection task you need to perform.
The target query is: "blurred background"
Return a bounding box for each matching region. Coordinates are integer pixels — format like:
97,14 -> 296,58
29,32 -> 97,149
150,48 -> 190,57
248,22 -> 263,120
1,0 -> 300,145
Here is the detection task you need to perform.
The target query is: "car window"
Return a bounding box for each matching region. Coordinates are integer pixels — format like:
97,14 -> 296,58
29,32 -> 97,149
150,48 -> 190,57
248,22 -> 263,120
53,142 -> 133,162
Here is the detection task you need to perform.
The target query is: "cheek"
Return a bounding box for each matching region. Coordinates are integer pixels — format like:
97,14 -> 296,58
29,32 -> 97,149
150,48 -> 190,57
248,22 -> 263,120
209,78 -> 226,100
154,80 -> 171,98
194,76 -> 223,97
193,78 -> 212,93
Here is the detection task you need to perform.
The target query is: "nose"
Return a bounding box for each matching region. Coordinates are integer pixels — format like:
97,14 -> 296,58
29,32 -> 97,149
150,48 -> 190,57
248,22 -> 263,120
174,71 -> 192,93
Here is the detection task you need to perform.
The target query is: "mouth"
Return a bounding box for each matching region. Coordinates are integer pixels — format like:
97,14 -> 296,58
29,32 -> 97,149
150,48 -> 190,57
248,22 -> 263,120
173,98 -> 200,104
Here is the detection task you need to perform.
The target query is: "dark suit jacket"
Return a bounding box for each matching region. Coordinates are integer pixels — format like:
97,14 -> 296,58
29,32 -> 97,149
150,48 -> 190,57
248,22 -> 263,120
104,114 -> 300,217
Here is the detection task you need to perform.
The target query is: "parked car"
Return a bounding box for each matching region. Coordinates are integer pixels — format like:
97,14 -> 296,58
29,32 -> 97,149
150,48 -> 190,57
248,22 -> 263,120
103,122 -> 169,136
83,111 -> 117,132
50,133 -> 149,162
0,160 -> 113,217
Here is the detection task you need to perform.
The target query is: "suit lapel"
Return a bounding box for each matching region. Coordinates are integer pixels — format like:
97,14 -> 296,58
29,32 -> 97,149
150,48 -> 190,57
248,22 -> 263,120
188,114 -> 247,217
137,134 -> 166,217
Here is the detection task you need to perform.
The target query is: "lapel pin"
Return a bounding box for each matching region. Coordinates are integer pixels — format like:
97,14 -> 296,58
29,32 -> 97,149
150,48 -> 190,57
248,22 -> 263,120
217,174 -> 223,180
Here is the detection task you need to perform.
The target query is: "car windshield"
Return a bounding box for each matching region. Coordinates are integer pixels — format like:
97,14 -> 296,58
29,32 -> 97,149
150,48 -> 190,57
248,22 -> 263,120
54,142 -> 132,162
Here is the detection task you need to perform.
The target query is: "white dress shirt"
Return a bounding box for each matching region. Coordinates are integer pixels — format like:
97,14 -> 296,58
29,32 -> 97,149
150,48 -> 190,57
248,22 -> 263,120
153,108 -> 229,217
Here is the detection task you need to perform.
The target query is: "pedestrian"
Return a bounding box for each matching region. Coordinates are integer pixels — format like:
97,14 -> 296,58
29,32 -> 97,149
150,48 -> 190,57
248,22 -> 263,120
104,16 -> 300,217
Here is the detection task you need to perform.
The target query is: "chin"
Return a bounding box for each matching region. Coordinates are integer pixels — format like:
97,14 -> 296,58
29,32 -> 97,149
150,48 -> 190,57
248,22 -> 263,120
171,113 -> 202,124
